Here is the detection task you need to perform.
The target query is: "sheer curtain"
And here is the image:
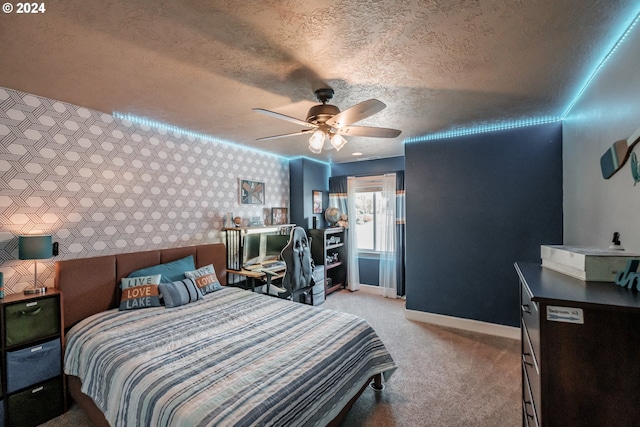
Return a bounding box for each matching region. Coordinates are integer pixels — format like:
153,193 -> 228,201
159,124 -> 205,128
346,176 -> 360,291
395,172 -> 406,297
379,173 -> 397,298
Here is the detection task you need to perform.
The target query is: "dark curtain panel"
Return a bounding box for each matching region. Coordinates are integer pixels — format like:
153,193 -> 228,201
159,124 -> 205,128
328,176 -> 349,217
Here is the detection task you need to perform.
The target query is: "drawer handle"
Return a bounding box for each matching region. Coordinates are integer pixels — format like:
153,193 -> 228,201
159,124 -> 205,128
521,304 -> 531,314
31,386 -> 44,394
20,307 -> 42,316
522,354 -> 534,367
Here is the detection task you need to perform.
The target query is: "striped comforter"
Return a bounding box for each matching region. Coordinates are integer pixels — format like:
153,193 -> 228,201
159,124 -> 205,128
64,287 -> 397,427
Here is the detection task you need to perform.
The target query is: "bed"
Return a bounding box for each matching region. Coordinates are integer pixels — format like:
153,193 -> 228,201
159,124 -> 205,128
55,243 -> 396,426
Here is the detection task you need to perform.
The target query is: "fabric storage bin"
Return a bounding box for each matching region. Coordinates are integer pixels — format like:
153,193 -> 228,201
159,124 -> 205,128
312,265 -> 325,284
0,399 -> 4,427
7,377 -> 63,427
6,339 -> 61,394
5,297 -> 60,347
312,280 -> 325,306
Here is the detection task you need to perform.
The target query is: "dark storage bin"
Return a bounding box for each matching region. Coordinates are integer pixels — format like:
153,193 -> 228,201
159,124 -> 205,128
6,339 -> 61,393
7,377 -> 63,427
5,297 -> 60,347
0,399 -> 4,427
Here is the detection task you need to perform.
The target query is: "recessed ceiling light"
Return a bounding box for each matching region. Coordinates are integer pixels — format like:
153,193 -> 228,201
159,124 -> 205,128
352,152 -> 363,156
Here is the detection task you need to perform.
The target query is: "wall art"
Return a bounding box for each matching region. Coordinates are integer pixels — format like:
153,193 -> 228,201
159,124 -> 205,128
240,179 -> 265,205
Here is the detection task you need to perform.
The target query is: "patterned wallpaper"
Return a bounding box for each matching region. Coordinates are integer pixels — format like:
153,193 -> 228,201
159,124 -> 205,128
0,87 -> 290,294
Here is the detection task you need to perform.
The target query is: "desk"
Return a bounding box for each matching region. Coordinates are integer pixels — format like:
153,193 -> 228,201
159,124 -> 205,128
227,265 -> 285,292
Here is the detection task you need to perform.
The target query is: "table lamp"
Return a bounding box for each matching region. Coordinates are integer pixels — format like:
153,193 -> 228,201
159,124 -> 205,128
19,235 -> 52,295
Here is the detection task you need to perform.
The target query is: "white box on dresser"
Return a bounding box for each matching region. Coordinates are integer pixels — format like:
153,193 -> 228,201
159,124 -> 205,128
541,245 -> 640,282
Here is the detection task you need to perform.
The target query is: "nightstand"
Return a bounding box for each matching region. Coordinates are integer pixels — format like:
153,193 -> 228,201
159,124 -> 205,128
1,289 -> 65,427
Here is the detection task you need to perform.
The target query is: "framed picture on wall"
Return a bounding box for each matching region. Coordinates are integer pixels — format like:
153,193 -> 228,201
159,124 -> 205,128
313,190 -> 323,214
271,207 -> 288,225
240,179 -> 265,205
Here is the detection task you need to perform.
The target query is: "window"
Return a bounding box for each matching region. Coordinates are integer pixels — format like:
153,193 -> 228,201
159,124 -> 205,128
354,178 -> 394,253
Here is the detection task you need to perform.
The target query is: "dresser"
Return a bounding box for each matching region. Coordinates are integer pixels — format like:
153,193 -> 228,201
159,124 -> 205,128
1,290 -> 65,427
515,262 -> 640,427
310,227 -> 347,295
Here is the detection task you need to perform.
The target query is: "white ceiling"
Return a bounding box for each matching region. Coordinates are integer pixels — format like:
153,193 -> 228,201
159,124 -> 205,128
1,0 -> 638,163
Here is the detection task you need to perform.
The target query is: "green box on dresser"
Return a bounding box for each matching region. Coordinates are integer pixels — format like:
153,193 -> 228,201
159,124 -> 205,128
1,289 -> 65,427
515,262 -> 640,427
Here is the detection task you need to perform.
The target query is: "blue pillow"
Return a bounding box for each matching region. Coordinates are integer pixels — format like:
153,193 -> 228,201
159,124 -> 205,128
128,255 -> 196,284
159,278 -> 203,308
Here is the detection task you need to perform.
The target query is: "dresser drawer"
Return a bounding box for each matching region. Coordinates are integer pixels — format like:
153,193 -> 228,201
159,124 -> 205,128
6,338 -> 61,393
522,366 -> 539,427
520,280 -> 540,355
7,377 -> 64,427
522,323 -> 540,423
4,297 -> 60,347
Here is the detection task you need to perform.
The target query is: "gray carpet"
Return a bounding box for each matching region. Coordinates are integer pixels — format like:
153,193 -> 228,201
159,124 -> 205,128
42,289 -> 521,426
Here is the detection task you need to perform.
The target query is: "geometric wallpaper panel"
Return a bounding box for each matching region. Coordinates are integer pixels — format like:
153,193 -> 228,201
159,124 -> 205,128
0,87 -> 290,294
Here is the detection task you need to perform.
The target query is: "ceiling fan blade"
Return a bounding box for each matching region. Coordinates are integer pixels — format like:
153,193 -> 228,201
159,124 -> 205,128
253,108 -> 316,128
256,128 -> 316,141
325,99 -> 386,128
336,125 -> 401,138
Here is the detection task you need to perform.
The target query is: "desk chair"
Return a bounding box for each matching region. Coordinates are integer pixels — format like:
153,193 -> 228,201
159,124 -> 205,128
264,227 -> 315,304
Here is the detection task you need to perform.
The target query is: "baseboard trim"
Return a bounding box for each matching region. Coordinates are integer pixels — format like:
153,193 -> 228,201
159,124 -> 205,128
405,309 -> 520,340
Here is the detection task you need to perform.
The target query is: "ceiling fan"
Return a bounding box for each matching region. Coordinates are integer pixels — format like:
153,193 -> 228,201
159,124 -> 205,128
253,88 -> 401,154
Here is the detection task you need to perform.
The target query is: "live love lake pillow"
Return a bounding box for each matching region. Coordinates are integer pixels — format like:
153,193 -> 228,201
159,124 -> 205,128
184,264 -> 222,295
119,274 -> 162,311
159,278 -> 203,308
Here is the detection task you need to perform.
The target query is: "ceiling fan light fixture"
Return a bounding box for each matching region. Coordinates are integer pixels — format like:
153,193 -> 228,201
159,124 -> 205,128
309,130 -> 325,152
308,144 -> 322,154
330,133 -> 348,151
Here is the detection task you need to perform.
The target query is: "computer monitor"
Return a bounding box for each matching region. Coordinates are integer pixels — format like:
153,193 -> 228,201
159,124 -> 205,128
243,233 -> 261,264
265,234 -> 289,258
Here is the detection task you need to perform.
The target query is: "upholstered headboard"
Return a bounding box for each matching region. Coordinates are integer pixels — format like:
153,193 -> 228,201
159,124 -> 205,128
55,243 -> 227,331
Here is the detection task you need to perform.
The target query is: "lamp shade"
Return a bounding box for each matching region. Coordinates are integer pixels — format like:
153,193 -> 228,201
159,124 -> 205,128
330,134 -> 348,151
308,130 -> 325,152
18,235 -> 53,260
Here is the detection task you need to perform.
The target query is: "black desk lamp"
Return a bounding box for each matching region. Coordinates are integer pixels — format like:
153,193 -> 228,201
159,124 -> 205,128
19,235 -> 52,295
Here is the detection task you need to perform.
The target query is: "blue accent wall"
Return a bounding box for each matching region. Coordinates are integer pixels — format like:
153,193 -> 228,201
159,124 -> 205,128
289,158 -> 330,230
404,123 -> 563,327
358,256 -> 380,285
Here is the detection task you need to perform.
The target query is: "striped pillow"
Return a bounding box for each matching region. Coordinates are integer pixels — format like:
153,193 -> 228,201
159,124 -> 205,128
159,278 -> 203,308
184,264 -> 223,295
119,274 -> 162,311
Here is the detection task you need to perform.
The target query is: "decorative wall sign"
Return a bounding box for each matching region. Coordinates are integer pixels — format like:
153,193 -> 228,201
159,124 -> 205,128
615,259 -> 640,290
313,190 -> 323,214
271,208 -> 288,225
240,179 -> 265,205
600,125 -> 640,179
631,152 -> 640,185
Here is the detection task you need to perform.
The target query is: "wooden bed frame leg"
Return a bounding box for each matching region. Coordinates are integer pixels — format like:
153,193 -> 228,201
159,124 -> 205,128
369,373 -> 384,391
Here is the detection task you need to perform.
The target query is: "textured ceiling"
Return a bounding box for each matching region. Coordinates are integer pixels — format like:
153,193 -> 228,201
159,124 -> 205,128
1,0 -> 638,163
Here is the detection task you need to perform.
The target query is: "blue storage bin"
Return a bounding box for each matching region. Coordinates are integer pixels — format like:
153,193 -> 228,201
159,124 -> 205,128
6,338 -> 61,394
